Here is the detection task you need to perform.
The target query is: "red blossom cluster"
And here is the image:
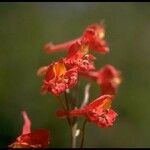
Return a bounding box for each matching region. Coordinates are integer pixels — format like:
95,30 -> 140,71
10,22 -> 122,148
37,22 -> 122,128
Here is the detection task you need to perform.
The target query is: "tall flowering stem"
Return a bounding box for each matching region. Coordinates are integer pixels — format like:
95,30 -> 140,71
37,21 -> 122,148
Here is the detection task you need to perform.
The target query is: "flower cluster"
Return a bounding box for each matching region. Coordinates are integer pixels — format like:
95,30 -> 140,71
37,22 -> 122,131
10,22 -> 122,148
37,23 -> 119,96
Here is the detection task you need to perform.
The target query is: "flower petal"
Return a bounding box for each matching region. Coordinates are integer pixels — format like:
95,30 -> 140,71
22,111 -> 31,135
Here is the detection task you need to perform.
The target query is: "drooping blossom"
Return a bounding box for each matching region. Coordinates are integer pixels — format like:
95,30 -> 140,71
80,64 -> 121,95
38,59 -> 78,96
9,111 -> 50,148
56,95 -> 118,128
44,22 -> 109,55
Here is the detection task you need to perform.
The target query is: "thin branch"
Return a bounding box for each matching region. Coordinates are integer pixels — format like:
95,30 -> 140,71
64,91 -> 71,111
56,96 -> 67,111
64,91 -> 79,148
81,83 -> 91,108
72,122 -> 79,148
80,119 -> 87,148
64,92 -> 75,148
56,96 -> 72,127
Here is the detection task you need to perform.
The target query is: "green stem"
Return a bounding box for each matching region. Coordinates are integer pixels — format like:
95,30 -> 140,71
72,122 -> 78,148
64,92 -> 79,148
64,92 -> 71,110
56,96 -> 71,127
80,119 -> 87,148
56,96 -> 67,111
64,92 -> 75,147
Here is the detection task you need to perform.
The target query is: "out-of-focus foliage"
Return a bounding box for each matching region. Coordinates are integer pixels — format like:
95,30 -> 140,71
0,2 -> 150,148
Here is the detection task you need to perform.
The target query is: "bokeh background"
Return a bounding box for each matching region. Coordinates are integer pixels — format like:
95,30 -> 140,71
0,2 -> 150,148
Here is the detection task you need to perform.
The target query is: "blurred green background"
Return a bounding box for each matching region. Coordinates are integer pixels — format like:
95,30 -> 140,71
0,2 -> 150,148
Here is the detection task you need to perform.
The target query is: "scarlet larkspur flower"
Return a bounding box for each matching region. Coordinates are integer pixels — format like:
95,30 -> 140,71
80,65 -> 121,95
43,23 -> 109,74
9,111 -> 50,148
64,41 -> 96,72
82,23 -> 109,54
39,59 -> 78,96
56,95 -> 118,128
44,22 -> 109,55
97,65 -> 121,95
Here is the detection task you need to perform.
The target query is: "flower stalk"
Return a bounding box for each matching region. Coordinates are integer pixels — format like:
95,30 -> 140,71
80,119 -> 87,148
8,22 -> 122,148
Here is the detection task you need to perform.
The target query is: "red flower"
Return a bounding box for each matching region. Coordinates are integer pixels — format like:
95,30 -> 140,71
56,95 -> 118,128
44,22 -> 109,55
80,65 -> 121,95
9,111 -> 50,148
39,59 -> 78,96
97,65 -> 121,95
64,41 -> 96,72
82,23 -> 109,54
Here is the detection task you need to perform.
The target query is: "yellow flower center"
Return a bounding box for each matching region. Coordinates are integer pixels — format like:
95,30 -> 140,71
95,97 -> 112,111
53,62 -> 67,77
101,97 -> 112,110
94,97 -> 112,113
